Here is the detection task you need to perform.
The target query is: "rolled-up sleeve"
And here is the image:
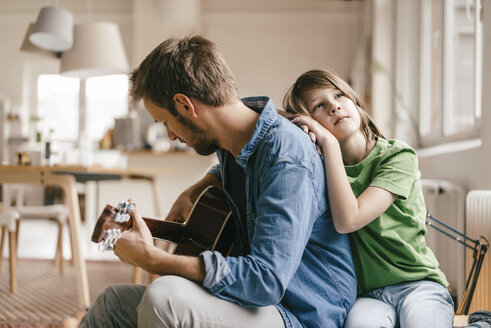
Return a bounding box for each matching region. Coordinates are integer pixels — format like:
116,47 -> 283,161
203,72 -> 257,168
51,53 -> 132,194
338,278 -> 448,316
200,250 -> 234,287
200,158 -> 318,307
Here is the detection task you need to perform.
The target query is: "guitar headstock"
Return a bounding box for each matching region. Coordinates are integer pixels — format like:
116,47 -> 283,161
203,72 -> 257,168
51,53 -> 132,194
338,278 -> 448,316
91,201 -> 135,251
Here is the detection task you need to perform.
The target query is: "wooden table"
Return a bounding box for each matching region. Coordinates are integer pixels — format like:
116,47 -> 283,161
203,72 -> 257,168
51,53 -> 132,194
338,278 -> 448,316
0,165 -> 90,309
53,165 -> 168,223
0,164 -> 169,309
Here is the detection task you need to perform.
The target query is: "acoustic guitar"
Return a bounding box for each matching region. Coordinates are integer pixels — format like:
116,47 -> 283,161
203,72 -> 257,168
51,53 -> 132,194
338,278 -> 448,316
91,186 -> 236,256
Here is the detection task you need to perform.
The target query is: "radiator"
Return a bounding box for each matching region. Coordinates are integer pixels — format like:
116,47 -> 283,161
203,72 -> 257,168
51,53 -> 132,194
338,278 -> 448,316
421,179 -> 466,305
465,190 -> 491,313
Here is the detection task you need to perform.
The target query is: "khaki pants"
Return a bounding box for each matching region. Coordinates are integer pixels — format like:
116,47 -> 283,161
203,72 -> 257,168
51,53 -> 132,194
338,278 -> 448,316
80,275 -> 285,328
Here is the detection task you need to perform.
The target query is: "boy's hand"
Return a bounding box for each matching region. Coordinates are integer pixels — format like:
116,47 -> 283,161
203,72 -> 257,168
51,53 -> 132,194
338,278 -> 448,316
291,115 -> 335,156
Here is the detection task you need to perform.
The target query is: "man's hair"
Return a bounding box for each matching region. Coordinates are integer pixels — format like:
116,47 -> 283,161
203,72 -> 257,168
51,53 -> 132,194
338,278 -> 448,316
283,69 -> 385,142
130,35 -> 239,115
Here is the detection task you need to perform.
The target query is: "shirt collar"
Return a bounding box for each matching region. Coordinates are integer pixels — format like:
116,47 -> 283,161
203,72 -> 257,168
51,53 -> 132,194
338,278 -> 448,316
235,96 -> 277,167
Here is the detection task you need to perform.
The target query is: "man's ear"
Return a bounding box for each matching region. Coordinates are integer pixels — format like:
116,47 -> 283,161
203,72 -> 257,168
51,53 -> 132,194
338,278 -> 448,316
173,93 -> 198,118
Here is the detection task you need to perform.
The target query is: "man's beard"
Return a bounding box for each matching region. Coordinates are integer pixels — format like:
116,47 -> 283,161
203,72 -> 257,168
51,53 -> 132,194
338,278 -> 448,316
177,115 -> 219,155
193,136 -> 219,155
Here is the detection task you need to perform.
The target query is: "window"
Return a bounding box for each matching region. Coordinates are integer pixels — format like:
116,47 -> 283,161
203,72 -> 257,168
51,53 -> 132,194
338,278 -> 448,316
37,74 -> 129,144
419,0 -> 483,145
85,74 -> 129,143
37,75 -> 80,142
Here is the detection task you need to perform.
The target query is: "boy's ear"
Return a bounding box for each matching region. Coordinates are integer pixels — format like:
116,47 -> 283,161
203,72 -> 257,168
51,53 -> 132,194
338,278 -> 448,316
173,93 -> 197,118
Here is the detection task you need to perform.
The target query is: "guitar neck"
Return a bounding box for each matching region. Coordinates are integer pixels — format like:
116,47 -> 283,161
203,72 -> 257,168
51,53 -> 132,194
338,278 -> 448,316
142,217 -> 189,244
92,186 -> 235,256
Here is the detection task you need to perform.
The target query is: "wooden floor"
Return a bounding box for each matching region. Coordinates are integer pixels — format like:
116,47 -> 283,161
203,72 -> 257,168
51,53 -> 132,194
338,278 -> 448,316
0,218 -> 132,327
0,258 -> 136,327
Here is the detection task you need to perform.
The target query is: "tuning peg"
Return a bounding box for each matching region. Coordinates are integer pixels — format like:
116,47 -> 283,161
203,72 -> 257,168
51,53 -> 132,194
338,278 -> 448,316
98,241 -> 109,252
121,213 -> 130,222
113,212 -> 122,222
117,201 -> 135,214
117,201 -> 126,210
98,228 -> 123,252
126,202 -> 135,212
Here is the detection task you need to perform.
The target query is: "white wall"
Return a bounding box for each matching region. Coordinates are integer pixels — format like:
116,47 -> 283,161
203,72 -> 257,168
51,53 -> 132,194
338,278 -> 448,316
202,0 -> 366,108
370,0 -> 395,138
131,0 -> 201,67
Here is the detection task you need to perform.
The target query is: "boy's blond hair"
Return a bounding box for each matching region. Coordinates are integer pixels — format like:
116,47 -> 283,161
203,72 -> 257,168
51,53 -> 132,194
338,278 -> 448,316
283,69 -> 385,142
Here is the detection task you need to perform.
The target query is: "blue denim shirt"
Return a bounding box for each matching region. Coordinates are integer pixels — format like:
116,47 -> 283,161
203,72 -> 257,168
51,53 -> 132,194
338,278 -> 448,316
200,97 -> 356,328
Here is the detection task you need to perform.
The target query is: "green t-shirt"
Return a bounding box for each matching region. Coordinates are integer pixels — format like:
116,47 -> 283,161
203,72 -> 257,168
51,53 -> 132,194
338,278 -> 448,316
345,138 -> 448,295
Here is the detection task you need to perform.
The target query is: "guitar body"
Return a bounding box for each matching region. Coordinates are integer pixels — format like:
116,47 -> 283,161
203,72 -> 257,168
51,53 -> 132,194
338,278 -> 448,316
91,186 -> 236,256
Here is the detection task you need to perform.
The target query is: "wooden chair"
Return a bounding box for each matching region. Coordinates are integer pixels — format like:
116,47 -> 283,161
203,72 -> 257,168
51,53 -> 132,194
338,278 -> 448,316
0,166 -> 90,309
0,205 -> 20,292
11,183 -> 70,274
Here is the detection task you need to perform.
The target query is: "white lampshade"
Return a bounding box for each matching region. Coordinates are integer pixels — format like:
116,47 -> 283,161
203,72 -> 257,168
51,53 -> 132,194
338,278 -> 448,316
20,23 -> 59,58
60,22 -> 129,79
29,6 -> 73,52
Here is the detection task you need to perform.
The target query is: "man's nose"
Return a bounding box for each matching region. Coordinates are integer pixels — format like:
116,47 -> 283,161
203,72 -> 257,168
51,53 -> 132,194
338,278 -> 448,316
166,126 -> 178,140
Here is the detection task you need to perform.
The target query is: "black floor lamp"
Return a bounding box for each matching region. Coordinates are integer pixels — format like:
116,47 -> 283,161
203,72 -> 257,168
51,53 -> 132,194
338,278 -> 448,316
426,213 -> 489,315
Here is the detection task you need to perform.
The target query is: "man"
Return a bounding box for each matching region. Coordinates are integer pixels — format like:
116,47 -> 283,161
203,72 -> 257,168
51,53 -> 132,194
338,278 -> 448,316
80,35 -> 356,328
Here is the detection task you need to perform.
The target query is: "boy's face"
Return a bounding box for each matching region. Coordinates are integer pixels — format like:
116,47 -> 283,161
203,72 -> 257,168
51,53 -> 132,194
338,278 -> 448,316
302,87 -> 361,141
143,98 -> 219,155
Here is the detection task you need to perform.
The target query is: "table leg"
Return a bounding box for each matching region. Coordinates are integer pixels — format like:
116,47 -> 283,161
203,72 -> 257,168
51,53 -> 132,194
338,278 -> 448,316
58,176 -> 90,309
84,181 -> 97,241
151,177 -> 163,218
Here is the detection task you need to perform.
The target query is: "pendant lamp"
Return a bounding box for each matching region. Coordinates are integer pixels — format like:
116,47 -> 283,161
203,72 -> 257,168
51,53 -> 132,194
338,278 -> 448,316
20,23 -> 59,58
29,6 -> 74,52
60,22 -> 129,79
